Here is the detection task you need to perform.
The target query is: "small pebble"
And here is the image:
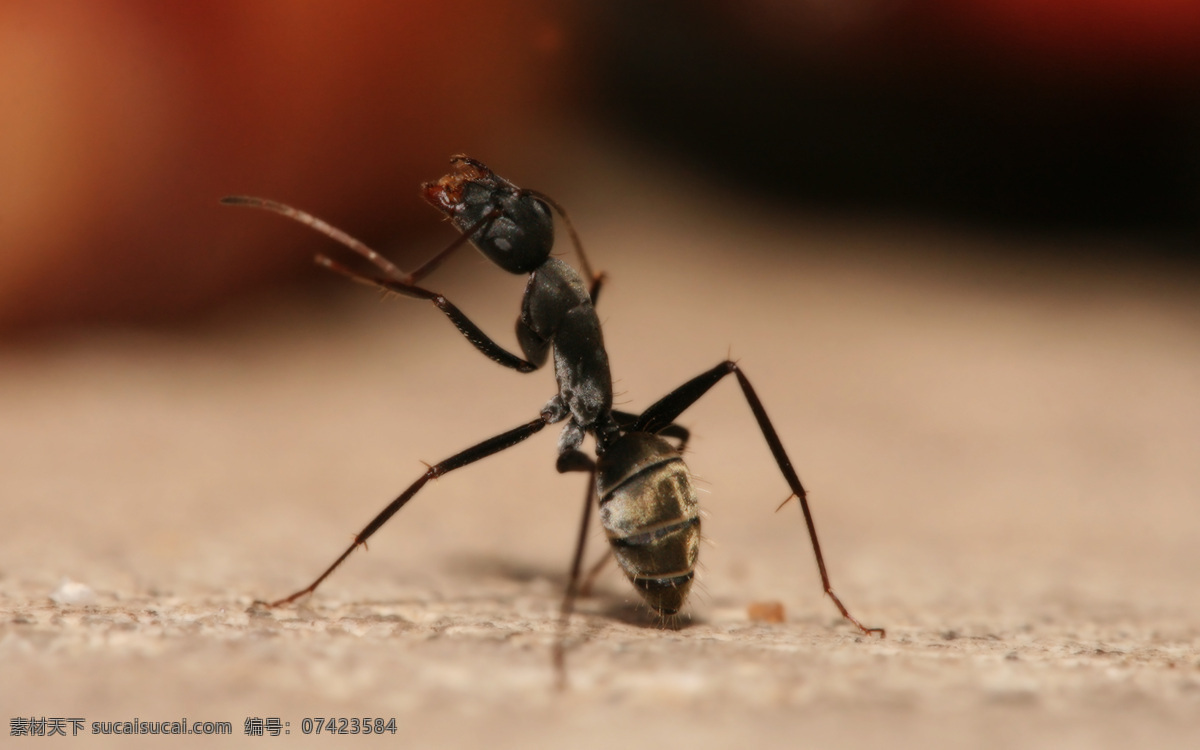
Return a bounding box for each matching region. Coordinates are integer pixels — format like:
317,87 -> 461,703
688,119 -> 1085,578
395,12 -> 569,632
50,578 -> 95,606
747,601 -> 785,624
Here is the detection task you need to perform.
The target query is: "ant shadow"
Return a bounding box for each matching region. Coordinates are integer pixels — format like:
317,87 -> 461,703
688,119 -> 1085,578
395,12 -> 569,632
446,554 -> 700,631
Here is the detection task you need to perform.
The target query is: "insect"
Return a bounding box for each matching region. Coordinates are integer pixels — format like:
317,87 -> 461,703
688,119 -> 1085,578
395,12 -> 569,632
223,155 -> 883,679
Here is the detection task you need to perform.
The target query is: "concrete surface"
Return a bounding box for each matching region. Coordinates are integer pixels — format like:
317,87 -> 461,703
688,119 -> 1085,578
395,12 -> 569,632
2,152 -> 1198,748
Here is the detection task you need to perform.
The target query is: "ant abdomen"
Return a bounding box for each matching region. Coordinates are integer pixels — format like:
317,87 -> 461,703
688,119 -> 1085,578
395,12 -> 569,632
596,433 -> 701,616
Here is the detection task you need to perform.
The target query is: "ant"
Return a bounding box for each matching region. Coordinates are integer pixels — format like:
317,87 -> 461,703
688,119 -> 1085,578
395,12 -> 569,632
222,155 -> 884,682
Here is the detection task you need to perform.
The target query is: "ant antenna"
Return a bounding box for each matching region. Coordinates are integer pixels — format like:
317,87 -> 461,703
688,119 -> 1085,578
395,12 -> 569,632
221,196 -> 406,280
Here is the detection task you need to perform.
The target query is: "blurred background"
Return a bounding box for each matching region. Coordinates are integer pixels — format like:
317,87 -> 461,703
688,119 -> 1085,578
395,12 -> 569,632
2,3 -> 1200,743
1,0 -> 1197,331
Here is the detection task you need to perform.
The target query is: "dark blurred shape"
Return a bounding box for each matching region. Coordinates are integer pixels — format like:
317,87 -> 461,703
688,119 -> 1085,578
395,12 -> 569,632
584,1 -> 1200,247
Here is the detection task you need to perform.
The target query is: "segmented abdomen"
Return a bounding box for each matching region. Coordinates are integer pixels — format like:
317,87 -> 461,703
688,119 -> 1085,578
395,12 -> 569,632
596,433 -> 700,615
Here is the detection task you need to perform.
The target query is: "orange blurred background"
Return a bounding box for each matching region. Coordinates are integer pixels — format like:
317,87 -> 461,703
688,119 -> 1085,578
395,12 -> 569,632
1,0 -> 1197,333
0,0 -> 572,330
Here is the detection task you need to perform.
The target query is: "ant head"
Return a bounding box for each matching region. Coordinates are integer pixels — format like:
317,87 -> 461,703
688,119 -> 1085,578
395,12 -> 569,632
422,155 -> 554,275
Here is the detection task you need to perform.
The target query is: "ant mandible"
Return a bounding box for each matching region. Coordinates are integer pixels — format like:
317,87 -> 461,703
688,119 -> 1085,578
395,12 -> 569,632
222,155 -> 883,680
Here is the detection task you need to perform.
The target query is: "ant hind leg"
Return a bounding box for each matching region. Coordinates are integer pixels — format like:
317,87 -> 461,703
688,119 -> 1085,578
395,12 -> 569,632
632,360 -> 884,638
552,454 -> 597,690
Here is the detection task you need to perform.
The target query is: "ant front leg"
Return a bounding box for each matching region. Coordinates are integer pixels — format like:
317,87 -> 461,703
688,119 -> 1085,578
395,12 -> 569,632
634,361 -> 885,638
221,196 -> 542,373
317,257 -> 544,373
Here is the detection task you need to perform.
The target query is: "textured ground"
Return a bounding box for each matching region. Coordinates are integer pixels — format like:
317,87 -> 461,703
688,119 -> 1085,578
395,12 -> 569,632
2,152 -> 1198,748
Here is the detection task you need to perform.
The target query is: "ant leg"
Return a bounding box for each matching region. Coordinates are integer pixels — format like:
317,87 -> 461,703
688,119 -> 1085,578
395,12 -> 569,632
634,360 -> 884,638
222,197 -> 539,372
268,415 -> 551,607
316,257 -> 542,373
552,455 -> 596,690
612,410 -> 690,451
587,274 -> 606,308
577,549 -> 612,598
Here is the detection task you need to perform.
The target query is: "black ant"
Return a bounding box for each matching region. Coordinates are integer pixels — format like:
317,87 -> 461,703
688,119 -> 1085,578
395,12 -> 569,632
222,155 -> 883,682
